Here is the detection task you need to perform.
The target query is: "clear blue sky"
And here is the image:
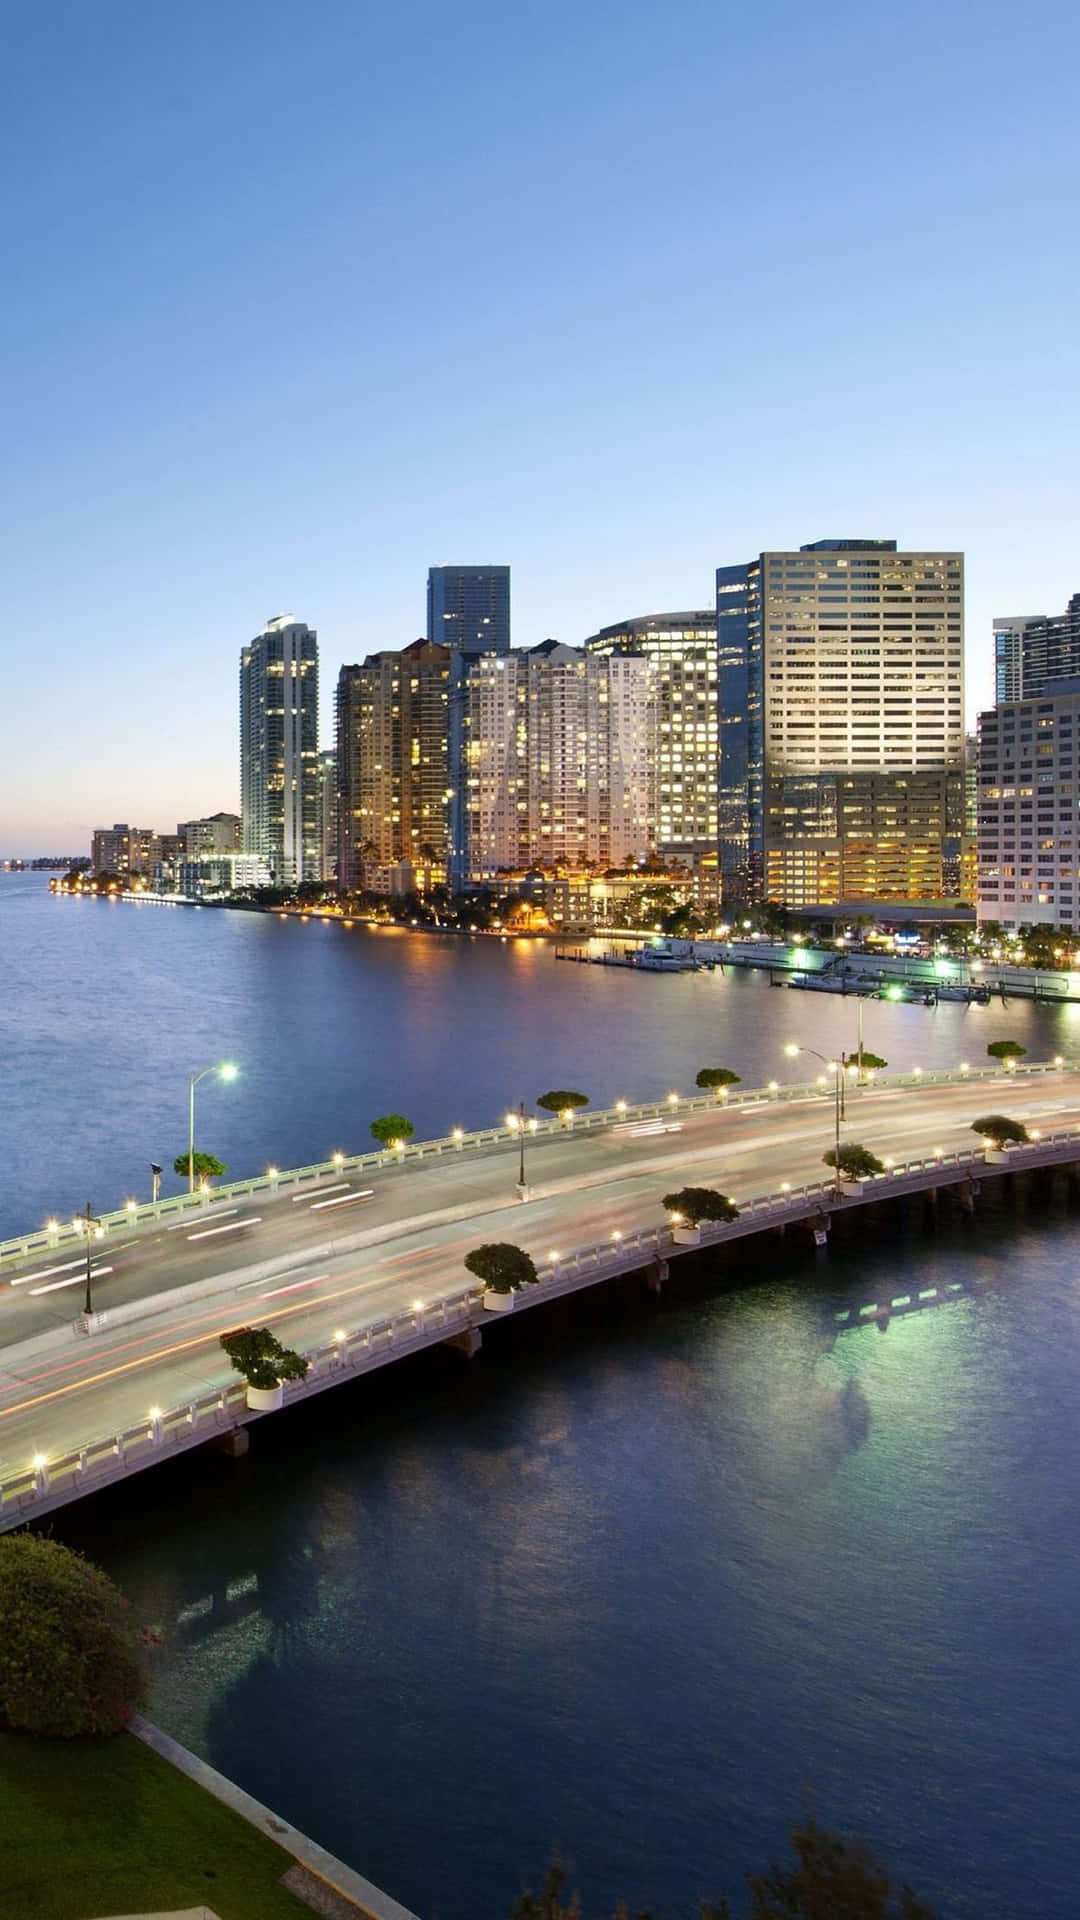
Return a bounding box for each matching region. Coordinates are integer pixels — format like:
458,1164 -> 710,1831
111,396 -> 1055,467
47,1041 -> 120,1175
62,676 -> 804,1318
2,0 -> 1077,852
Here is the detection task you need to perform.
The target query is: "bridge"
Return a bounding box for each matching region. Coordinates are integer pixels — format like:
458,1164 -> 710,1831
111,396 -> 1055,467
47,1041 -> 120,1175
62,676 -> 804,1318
0,1058 -> 1077,1531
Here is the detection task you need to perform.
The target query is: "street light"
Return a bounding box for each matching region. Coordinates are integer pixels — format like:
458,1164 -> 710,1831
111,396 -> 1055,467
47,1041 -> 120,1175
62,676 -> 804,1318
785,1043 -> 842,1188
505,1102 -> 529,1192
187,1062 -> 238,1193
80,1199 -> 103,1316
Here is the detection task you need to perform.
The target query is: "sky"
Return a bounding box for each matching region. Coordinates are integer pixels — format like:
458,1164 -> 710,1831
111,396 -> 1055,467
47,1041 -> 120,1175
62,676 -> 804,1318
1,0 -> 1077,852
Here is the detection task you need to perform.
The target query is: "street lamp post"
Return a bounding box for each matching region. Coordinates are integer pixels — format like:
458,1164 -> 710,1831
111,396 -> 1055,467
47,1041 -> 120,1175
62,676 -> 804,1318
187,1062 -> 238,1192
785,1043 -> 843,1190
82,1199 -> 102,1316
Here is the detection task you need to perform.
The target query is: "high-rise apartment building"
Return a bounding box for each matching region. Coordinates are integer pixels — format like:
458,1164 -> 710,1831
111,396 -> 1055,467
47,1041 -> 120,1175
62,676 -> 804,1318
716,540 -> 965,906
994,594 -> 1080,703
177,812 -> 241,858
336,640 -> 451,892
427,565 -> 510,655
583,612 -> 718,864
89,824 -> 158,877
446,641 -> 653,888
240,616 -> 320,885
976,683 -> 1080,927
317,751 -> 338,884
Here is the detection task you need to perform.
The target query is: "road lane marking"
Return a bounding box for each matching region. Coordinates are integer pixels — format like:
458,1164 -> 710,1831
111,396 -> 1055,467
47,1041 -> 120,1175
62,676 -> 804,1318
168,1210 -> 239,1231
310,1189 -> 375,1211
258,1274 -> 331,1299
9,1258 -> 88,1288
186,1218 -> 262,1241
30,1267 -> 113,1296
293,1184 -> 350,1203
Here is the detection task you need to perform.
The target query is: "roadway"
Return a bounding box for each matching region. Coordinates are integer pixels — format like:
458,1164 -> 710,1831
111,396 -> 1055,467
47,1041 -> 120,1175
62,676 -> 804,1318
0,1072 -> 1076,1484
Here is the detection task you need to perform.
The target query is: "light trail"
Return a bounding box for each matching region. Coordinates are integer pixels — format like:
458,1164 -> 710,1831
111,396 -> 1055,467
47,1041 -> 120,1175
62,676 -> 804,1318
30,1267 -> 113,1296
186,1218 -> 262,1241
309,1189 -> 374,1211
167,1209 -> 239,1231
294,1183 -> 349,1203
9,1257 -> 87,1288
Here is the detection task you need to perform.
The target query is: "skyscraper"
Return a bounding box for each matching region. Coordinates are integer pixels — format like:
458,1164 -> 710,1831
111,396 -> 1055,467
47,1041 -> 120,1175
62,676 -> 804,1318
427,565 -> 511,654
716,541 -> 965,906
336,640 -> 451,891
240,615 -> 320,885
994,595 -> 1080,703
583,611 -> 718,864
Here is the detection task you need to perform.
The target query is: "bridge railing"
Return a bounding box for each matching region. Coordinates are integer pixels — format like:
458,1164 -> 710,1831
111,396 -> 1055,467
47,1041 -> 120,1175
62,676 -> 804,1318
4,1125 -> 1080,1525
0,1055 -> 1067,1271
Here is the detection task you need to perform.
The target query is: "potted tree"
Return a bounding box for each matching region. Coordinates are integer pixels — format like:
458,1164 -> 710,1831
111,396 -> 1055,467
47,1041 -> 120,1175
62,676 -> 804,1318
662,1186 -> 740,1245
370,1114 -> 415,1152
842,1048 -> 887,1083
987,1040 -> 1027,1070
694,1067 -> 742,1099
970,1114 -> 1030,1164
220,1325 -> 310,1410
823,1143 -> 885,1191
537,1090 -> 589,1127
464,1242 -> 538,1311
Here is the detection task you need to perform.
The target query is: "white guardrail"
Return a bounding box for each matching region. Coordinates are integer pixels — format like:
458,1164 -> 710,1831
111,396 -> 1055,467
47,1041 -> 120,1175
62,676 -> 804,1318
4,1120 -> 1080,1528
0,1058 -> 1068,1271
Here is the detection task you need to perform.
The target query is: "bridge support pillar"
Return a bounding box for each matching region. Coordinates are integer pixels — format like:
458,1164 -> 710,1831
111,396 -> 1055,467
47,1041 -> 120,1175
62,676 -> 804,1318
645,1257 -> 669,1296
210,1429 -> 250,1459
443,1327 -> 483,1359
959,1176 -> 980,1216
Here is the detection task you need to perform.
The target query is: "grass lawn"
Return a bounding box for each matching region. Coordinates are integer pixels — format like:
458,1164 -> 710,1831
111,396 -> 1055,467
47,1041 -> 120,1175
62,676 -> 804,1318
0,1727 -> 315,1920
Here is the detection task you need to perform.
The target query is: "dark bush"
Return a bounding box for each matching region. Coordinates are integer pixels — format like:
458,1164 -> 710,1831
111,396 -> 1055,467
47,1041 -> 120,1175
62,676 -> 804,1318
0,1535 -> 147,1738
971,1114 -> 1030,1145
464,1243 -> 538,1292
663,1186 -> 740,1225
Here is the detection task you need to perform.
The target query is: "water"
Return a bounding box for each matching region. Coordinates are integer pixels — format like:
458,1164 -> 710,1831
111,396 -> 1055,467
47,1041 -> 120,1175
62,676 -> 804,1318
6,872 -> 1080,1917
2,871 -> 1078,1234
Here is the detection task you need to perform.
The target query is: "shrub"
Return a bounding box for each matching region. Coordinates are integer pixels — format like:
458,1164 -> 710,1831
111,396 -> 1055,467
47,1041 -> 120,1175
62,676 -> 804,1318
663,1186 -> 740,1226
220,1325 -> 310,1391
695,1067 -> 742,1091
536,1090 -> 589,1113
987,1039 -> 1027,1061
370,1113 -> 415,1147
971,1114 -> 1030,1145
844,1048 -> 887,1071
0,1535 -> 147,1737
172,1150 -> 226,1180
823,1143 -> 885,1179
464,1243 -> 538,1292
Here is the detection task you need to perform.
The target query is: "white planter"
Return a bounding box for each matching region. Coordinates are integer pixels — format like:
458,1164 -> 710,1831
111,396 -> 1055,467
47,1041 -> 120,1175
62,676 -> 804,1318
671,1223 -> 701,1246
483,1289 -> 515,1312
246,1381 -> 284,1411
983,1147 -> 1009,1165
839,1177 -> 865,1193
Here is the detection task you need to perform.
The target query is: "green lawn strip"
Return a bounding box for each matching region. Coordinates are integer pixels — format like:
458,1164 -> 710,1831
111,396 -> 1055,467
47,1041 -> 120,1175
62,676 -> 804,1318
0,1726 -> 313,1920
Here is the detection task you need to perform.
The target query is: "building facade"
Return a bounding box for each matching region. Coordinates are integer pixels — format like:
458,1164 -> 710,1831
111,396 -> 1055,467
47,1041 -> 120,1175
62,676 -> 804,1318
716,540 -> 965,906
240,616 -> 320,885
178,812 -> 241,858
976,681 -> 1080,927
994,594 -> 1080,703
336,640 -> 451,893
584,612 -> 718,866
90,824 -> 158,876
427,566 -> 510,655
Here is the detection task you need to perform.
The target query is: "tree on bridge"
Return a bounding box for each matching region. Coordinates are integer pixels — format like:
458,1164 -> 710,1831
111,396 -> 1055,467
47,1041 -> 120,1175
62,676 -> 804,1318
220,1325 -> 310,1392
172,1150 -> 226,1182
370,1114 -> 415,1148
986,1039 -> 1027,1062
823,1143 -> 885,1180
536,1090 -> 589,1115
695,1066 -> 742,1093
464,1243 -> 538,1294
662,1186 -> 739,1225
970,1114 -> 1030,1145
0,1535 -> 147,1737
842,1048 -> 887,1072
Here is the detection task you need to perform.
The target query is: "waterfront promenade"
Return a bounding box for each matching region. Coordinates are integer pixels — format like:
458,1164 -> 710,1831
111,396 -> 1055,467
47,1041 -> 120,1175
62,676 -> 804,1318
1,1060 -> 1078,1528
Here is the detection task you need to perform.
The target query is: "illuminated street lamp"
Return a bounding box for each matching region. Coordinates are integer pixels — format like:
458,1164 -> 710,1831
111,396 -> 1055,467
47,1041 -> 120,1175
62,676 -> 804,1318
506,1102 -> 530,1193
785,1042 -> 842,1188
79,1199 -> 104,1316
187,1062 -> 238,1193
